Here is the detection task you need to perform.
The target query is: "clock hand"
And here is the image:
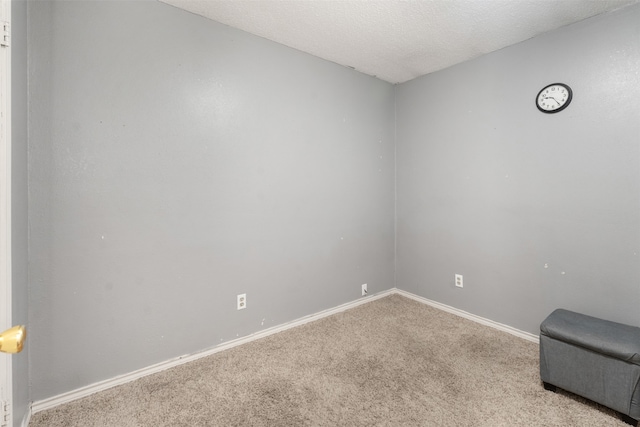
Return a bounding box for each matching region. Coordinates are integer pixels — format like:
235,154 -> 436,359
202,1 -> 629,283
544,96 -> 560,105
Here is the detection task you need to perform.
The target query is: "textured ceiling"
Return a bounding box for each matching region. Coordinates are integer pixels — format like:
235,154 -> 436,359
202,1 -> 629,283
160,0 -> 638,84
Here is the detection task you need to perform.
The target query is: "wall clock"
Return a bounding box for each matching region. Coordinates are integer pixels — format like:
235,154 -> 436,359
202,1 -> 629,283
536,83 -> 572,113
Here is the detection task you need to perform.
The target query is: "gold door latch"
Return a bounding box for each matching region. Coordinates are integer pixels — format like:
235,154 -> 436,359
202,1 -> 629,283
0,325 -> 26,354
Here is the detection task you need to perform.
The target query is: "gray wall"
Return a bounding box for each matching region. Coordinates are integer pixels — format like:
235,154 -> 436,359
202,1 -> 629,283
396,4 -> 640,335
11,0 -> 29,425
28,0 -> 395,400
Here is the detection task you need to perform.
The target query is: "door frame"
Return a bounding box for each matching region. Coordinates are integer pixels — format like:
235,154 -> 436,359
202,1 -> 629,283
0,0 -> 13,424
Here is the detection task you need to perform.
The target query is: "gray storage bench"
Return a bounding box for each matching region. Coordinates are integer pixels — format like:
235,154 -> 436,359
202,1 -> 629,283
540,309 -> 640,426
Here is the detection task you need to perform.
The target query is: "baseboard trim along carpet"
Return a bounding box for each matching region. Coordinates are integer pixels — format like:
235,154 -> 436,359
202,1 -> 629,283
394,289 -> 539,344
30,288 -> 538,415
21,408 -> 32,427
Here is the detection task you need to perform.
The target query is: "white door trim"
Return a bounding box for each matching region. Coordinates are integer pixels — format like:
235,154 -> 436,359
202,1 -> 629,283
0,0 -> 12,425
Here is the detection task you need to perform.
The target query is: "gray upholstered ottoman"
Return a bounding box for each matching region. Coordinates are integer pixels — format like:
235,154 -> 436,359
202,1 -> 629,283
540,309 -> 640,426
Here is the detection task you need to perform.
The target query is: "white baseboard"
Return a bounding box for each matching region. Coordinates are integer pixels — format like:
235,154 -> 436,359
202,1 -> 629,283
30,287 -> 538,417
20,406 -> 31,427
394,289 -> 539,344
31,289 -> 395,414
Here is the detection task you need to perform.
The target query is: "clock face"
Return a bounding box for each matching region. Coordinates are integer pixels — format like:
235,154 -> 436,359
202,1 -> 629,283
536,83 -> 572,113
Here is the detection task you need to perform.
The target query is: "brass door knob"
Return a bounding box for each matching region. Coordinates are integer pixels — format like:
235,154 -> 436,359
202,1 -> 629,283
0,325 -> 26,354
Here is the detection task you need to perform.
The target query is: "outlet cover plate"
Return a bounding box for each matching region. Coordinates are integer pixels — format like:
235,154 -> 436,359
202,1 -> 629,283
237,293 -> 247,310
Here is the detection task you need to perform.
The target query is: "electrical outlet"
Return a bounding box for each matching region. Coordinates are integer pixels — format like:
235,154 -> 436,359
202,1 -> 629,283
362,283 -> 368,296
237,293 -> 246,310
455,274 -> 463,288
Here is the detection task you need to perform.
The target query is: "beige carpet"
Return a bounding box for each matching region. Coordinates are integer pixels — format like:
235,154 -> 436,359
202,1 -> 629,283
30,294 -> 628,426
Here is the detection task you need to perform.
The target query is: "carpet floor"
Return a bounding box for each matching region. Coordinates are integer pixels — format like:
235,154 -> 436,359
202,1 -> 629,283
30,294 -> 628,426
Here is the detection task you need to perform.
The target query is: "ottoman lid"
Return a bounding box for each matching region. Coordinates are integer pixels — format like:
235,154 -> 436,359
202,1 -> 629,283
540,309 -> 640,365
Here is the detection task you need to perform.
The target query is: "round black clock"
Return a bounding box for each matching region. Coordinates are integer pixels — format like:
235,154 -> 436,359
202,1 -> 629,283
536,83 -> 572,113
